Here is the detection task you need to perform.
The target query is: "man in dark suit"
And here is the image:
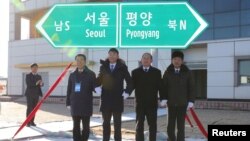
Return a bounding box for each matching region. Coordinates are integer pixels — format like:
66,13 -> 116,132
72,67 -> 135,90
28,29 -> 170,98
161,51 -> 195,141
96,48 -> 133,141
132,53 -> 162,141
25,63 -> 43,127
66,54 -> 97,141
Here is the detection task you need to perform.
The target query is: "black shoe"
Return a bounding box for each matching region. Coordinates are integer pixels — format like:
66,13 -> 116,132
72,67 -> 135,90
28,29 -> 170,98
26,124 -> 30,127
30,123 -> 36,126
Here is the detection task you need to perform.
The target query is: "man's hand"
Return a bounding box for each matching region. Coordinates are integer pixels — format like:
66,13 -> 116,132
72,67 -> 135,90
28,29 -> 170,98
122,92 -> 129,100
94,86 -> 102,96
36,80 -> 42,86
187,102 -> 194,110
66,106 -> 70,110
160,100 -> 167,107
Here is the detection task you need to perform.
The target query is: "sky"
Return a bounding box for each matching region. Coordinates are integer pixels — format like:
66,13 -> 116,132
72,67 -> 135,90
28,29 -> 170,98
0,1 -> 9,77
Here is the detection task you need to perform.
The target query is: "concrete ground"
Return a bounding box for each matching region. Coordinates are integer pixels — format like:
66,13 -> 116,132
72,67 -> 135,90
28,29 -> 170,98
1,101 -> 250,140
121,108 -> 250,139
0,101 -> 133,125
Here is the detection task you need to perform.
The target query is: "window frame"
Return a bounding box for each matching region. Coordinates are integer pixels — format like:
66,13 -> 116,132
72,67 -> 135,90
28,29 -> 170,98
235,56 -> 250,86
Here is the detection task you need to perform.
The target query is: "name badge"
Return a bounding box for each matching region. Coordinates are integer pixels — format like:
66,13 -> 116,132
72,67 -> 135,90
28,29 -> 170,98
74,82 -> 81,93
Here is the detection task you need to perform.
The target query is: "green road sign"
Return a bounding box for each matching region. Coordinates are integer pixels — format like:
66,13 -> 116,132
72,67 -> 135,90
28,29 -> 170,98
36,3 -> 118,48
36,2 -> 208,49
120,2 -> 208,48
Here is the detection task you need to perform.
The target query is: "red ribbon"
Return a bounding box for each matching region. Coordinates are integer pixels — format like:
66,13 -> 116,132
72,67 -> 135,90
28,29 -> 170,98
188,108 -> 208,138
185,114 -> 194,128
12,63 -> 72,139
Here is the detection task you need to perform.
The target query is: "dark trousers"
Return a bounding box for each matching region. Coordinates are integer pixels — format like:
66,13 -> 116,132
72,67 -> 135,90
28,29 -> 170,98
72,116 -> 90,141
136,107 -> 157,141
102,111 -> 122,141
26,96 -> 39,124
167,106 -> 187,141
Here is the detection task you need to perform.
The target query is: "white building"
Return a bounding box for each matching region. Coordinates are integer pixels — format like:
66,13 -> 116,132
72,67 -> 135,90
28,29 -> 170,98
8,0 -> 250,100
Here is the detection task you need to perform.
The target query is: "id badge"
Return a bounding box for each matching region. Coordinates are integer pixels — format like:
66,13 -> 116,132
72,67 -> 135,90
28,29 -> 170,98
74,82 -> 81,93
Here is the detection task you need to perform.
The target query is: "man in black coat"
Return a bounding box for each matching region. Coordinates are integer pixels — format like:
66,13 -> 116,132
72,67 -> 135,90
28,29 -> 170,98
96,48 -> 133,141
25,63 -> 43,127
66,54 -> 97,141
161,51 -> 195,141
131,53 -> 162,141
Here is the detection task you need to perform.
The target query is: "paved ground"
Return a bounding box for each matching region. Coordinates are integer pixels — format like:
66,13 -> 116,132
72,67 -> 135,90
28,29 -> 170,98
0,101 -> 133,127
1,101 -> 250,140
121,108 -> 250,139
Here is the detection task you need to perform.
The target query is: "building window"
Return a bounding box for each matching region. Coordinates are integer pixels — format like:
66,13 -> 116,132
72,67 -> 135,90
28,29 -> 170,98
239,59 -> 250,85
215,0 -> 240,13
189,0 -> 214,14
21,17 -> 30,40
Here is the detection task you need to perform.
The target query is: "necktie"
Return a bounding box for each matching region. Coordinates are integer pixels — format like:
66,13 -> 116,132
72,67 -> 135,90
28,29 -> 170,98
175,69 -> 179,74
110,64 -> 114,72
144,68 -> 148,72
